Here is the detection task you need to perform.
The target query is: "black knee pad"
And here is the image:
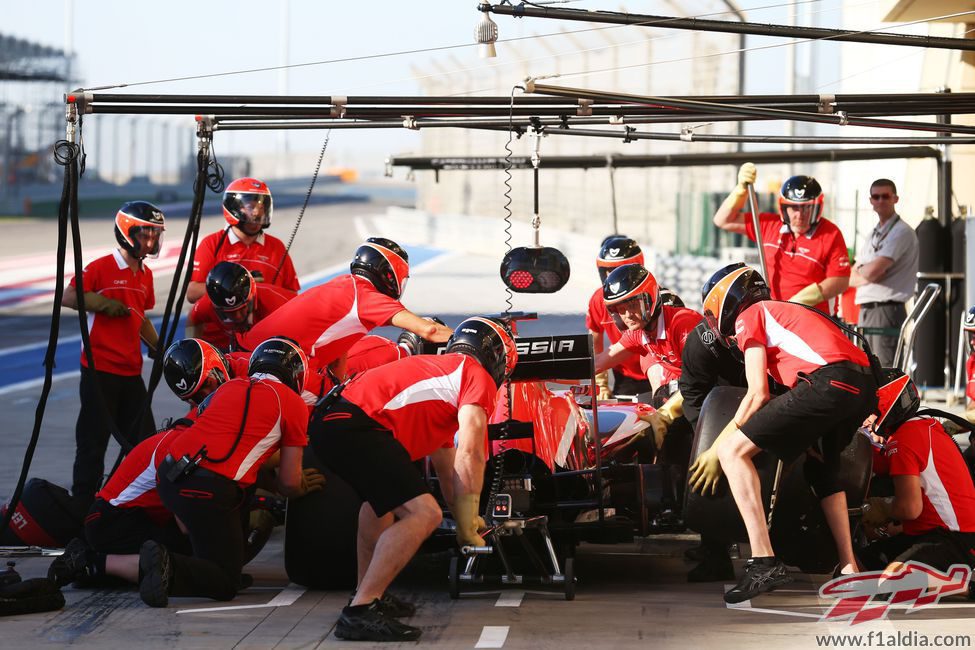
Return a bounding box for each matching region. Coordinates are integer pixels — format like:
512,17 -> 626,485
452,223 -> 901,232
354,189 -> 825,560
803,454 -> 842,499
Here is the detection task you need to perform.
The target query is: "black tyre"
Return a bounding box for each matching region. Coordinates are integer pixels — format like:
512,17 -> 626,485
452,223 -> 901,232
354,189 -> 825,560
284,447 -> 361,590
682,387 -> 787,541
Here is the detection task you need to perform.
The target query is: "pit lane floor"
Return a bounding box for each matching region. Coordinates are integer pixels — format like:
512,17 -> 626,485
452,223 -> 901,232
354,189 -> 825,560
1,195 -> 972,648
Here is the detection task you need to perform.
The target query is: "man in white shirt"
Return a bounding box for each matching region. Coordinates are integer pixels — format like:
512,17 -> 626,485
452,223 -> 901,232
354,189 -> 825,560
850,179 -> 919,366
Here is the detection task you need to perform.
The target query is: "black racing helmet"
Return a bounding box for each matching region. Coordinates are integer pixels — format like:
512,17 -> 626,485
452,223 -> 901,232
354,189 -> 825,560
206,262 -> 256,331
248,337 -> 309,395
597,236 -> 644,283
874,368 -> 921,438
659,287 -> 685,308
163,338 -> 231,405
778,175 -> 825,226
701,263 -> 770,341
446,316 -> 518,387
350,237 -> 410,300
602,263 -> 661,332
115,201 -> 165,259
397,316 -> 447,356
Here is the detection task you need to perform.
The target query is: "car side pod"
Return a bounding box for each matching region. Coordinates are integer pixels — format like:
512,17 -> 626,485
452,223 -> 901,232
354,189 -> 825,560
500,246 -> 570,293
683,386 -> 785,541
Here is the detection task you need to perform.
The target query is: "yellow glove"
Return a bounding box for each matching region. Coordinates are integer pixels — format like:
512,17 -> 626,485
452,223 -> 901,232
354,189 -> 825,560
688,418 -> 737,496
84,291 -> 129,317
656,392 -> 684,424
594,371 -> 612,401
452,493 -> 486,548
965,409 -> 975,425
737,162 -> 757,188
789,282 -> 826,307
640,411 -> 669,451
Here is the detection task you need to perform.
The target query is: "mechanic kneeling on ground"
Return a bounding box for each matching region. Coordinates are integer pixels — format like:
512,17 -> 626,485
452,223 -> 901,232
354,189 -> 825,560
860,370 -> 975,575
690,263 -> 878,603
307,316 -> 517,642
144,337 -> 324,607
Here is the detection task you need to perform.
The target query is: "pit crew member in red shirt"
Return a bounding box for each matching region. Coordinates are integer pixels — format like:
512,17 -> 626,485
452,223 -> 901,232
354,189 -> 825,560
861,369 -> 975,572
186,261 -> 291,351
308,316 -> 517,642
588,236 -> 651,399
141,338 -> 324,607
62,201 -> 165,507
690,263 -> 878,603
236,238 -> 453,394
187,177 -> 299,304
964,308 -> 975,423
713,163 -> 850,314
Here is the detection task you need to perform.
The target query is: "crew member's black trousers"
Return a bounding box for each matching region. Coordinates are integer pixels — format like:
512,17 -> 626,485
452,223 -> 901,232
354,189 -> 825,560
73,367 -> 155,506
157,462 -> 244,602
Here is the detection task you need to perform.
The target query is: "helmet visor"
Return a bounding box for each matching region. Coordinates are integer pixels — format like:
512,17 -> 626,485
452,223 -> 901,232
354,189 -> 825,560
607,295 -> 651,330
228,193 -> 271,229
215,300 -> 254,331
132,225 -> 164,259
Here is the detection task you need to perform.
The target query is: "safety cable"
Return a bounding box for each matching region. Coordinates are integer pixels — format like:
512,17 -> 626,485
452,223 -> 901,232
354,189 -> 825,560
77,0 -> 821,92
272,130 -> 332,284
501,85 -> 524,317
0,140 -> 77,538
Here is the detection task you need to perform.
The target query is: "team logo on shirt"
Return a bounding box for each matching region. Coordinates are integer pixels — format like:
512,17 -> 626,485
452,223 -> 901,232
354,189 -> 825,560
701,330 -> 716,345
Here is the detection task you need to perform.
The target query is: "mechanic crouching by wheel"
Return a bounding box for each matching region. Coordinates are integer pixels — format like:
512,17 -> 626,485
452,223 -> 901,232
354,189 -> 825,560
860,369 -> 975,574
144,337 -> 324,607
593,263 -> 702,466
308,316 -> 517,642
690,263 -> 878,603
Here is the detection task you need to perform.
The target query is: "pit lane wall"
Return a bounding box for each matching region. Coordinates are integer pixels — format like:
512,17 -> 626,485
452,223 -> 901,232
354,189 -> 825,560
372,206 -> 723,313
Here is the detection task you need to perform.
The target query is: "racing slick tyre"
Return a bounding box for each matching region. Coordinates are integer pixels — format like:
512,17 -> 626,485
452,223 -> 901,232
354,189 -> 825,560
284,447 -> 360,590
770,431 -> 873,573
682,387 -> 785,541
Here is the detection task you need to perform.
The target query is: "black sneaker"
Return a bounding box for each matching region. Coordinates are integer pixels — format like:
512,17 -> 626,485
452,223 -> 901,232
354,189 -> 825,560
335,600 -> 422,642
48,538 -> 92,587
139,541 -> 172,608
377,591 -> 416,618
724,557 -> 792,604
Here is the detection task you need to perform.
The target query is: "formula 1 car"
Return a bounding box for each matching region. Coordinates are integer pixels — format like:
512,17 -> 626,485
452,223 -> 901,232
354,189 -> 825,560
283,326 -> 873,600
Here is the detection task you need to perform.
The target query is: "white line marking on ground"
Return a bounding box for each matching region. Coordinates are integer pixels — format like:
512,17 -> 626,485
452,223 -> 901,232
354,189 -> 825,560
0,370 -> 77,397
475,626 -> 510,648
175,584 -> 306,614
495,591 -> 524,607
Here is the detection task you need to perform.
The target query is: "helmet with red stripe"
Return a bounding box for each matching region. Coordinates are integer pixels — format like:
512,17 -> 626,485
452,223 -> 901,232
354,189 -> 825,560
602,264 -> 661,332
446,316 -> 518,387
597,236 -> 644,283
874,368 -> 920,438
115,201 -> 165,259
701,263 -> 770,343
247,337 -> 309,395
778,175 -> 825,226
223,177 -> 273,233
350,237 -> 410,299
163,338 -> 231,405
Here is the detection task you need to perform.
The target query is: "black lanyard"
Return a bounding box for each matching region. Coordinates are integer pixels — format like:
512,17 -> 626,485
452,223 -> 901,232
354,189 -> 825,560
870,215 -> 899,252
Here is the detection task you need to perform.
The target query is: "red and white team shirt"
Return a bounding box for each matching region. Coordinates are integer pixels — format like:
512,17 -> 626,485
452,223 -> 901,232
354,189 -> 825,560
342,353 -> 498,460
966,353 -> 975,403
191,227 -> 300,299
586,288 -> 645,382
887,418 -> 975,535
305,335 -> 408,405
236,274 -> 405,371
734,300 -> 869,388
744,213 -> 850,314
95,426 -> 185,524
167,378 -> 308,486
617,306 -> 703,383
187,287 -> 294,350
69,249 -> 155,376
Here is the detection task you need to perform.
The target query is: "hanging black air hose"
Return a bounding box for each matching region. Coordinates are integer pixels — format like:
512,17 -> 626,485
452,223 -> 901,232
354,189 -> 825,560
0,140 -> 79,538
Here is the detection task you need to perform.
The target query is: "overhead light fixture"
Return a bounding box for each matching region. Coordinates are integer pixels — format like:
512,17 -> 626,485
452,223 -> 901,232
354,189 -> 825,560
475,4 -> 498,58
